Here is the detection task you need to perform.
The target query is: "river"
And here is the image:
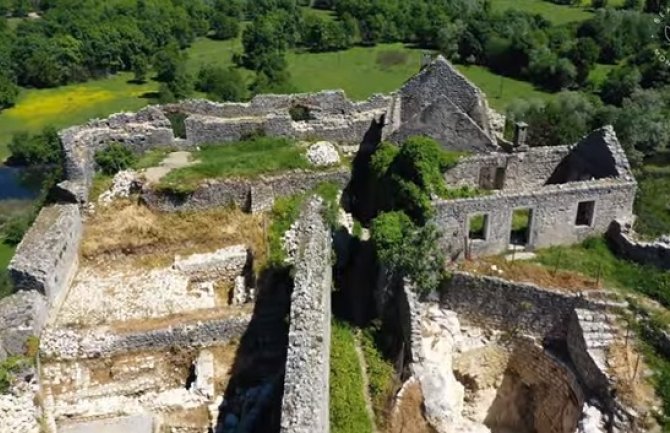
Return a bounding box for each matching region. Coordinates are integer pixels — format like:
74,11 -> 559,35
0,165 -> 45,201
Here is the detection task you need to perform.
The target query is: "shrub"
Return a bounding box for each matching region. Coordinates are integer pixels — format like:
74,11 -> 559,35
94,143 -> 138,175
360,327 -> 396,425
8,127 -> 62,166
166,112 -> 187,139
267,194 -> 305,267
0,356 -> 31,393
3,214 -> 32,245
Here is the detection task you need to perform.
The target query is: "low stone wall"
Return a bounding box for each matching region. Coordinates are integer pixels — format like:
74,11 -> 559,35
173,245 -> 249,282
9,204 -> 82,309
142,168 -> 350,213
607,220 -> 670,270
440,272 -> 613,341
280,198 -> 332,433
40,315 -> 251,360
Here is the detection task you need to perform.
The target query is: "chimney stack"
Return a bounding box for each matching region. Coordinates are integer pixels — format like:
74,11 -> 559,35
513,122 -> 528,151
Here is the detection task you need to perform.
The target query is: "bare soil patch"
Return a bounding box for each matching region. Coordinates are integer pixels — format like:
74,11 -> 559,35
460,256 -> 603,293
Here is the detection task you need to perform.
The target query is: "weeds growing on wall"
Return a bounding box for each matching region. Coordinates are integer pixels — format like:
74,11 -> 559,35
330,319 -> 374,433
266,181 -> 342,268
0,356 -> 32,393
94,143 -> 138,175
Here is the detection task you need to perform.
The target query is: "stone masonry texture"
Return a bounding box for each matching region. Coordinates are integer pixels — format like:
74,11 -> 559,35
280,197 -> 332,433
8,204 -> 82,308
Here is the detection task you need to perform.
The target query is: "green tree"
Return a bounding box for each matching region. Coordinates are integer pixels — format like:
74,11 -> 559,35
0,72 -> 18,109
570,38 -> 600,85
153,43 -> 185,83
196,64 -> 246,102
8,127 -> 62,166
211,13 -> 239,40
601,65 -> 641,106
131,54 -> 149,83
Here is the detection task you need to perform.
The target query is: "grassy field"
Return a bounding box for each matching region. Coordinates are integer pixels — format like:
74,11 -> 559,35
490,0 -> 593,25
0,72 -> 157,160
0,36 -> 555,159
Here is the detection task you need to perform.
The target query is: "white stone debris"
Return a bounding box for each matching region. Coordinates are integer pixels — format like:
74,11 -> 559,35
173,245 -> 248,282
98,170 -> 142,204
190,350 -> 215,399
577,404 -> 607,433
306,141 -> 340,167
232,276 -> 248,306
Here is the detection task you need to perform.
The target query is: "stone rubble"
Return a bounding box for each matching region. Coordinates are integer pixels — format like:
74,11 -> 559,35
98,170 -> 142,204
306,141 -> 340,167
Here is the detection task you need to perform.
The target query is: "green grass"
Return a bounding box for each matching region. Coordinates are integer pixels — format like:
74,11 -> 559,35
133,148 -> 173,170
158,137 -> 313,193
534,237 -> 670,307
360,328 -> 396,427
634,166 -> 670,238
455,64 -> 555,111
490,0 -> 593,25
0,72 -> 158,161
330,320 -> 374,433
588,63 -> 617,88
0,243 -> 14,270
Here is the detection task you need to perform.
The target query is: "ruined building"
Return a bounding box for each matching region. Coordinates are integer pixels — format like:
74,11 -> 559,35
0,56 -> 646,433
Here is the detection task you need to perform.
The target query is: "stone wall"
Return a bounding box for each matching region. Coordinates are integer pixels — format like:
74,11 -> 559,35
433,179 -> 636,259
40,315 -> 251,360
166,90 -> 392,146
607,220 -> 670,270
440,272 -> 613,341
397,56 -> 492,141
8,204 -> 82,309
280,197 -> 332,433
444,146 -> 570,190
0,291 -> 48,359
507,336 -> 584,433
142,168 -> 350,213
58,107 -> 175,202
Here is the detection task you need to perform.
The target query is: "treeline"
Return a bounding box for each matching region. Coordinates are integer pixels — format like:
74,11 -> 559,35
0,0 -> 249,106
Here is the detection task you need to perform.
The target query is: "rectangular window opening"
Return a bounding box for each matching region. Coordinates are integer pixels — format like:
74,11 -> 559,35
510,208 -> 532,246
575,201 -> 595,226
494,167 -> 506,190
468,214 -> 488,240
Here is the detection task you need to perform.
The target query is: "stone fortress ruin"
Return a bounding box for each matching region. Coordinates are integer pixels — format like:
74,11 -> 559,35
0,56 -> 665,433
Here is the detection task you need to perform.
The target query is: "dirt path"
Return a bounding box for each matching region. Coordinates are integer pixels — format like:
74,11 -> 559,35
355,331 -> 380,433
143,151 -> 196,183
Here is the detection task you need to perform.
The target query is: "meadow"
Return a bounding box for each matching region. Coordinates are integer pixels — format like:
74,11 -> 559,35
490,0 -> 593,25
0,37 -> 558,160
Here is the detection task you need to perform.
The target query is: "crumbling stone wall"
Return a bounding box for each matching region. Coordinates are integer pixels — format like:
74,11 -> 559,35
607,220 -> 670,270
280,198 -> 332,433
167,90 -> 392,145
434,179 -> 636,259
398,56 -> 491,137
440,272 -> 613,341
58,107 -> 175,202
444,146 -> 570,190
9,204 -> 82,309
0,291 -> 47,359
40,316 -> 251,360
142,168 -> 350,213
506,336 -> 584,433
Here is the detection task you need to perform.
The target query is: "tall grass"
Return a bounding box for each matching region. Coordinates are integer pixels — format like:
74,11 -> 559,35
330,320 -> 374,433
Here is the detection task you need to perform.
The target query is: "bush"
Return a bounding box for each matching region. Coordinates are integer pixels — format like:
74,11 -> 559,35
360,327 -> 396,425
3,215 -> 32,245
94,143 -> 138,175
371,212 -> 445,294
0,356 -> 31,394
196,64 -> 246,102
8,127 -> 62,166
166,112 -> 187,139
288,105 -> 313,122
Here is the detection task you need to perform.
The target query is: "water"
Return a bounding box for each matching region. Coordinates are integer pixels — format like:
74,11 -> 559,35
0,165 -> 45,201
